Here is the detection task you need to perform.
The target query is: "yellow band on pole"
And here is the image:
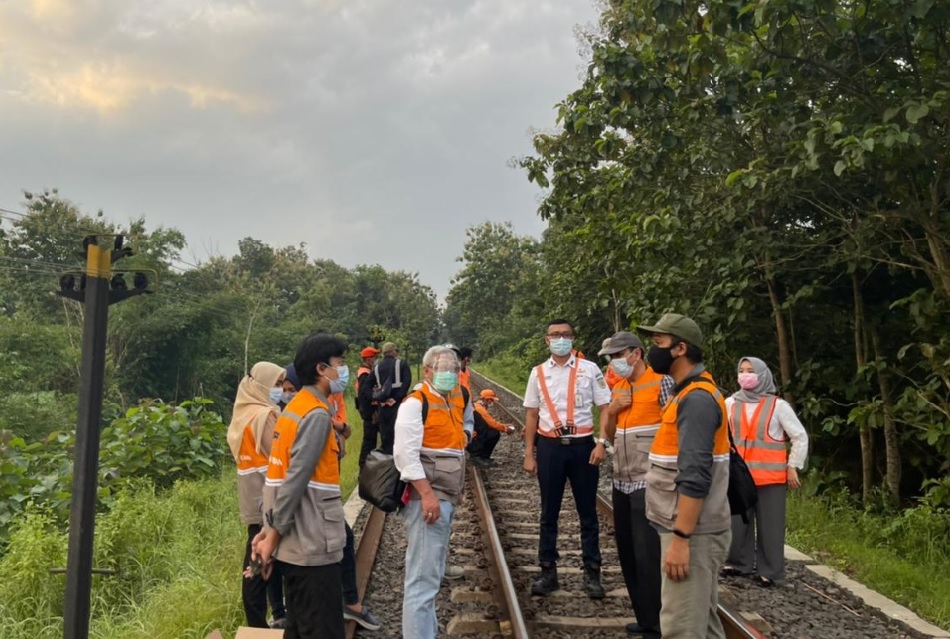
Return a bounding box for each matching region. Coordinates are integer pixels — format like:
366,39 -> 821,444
85,242 -> 113,279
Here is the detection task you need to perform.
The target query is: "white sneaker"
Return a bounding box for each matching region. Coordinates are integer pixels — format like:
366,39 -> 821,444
443,564 -> 465,581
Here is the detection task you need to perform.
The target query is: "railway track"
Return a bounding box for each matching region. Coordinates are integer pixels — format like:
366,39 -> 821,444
349,369 -> 765,638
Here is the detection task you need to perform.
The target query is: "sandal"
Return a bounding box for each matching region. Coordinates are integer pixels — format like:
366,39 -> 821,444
719,565 -> 745,577
755,575 -> 774,588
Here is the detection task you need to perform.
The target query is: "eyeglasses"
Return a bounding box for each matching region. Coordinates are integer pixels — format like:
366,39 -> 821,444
546,332 -> 573,339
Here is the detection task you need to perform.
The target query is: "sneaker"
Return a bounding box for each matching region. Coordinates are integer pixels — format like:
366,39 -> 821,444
530,565 -> 559,595
584,566 -> 605,599
443,564 -> 465,580
471,457 -> 494,468
269,616 -> 287,629
344,605 -> 382,631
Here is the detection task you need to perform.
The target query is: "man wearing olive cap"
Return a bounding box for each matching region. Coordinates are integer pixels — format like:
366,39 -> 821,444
637,313 -> 732,639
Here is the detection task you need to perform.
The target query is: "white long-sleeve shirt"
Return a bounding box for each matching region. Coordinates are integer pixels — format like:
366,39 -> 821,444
725,396 -> 809,469
393,382 -> 475,482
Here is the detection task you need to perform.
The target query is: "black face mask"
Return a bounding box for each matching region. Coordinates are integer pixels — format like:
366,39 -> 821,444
647,344 -> 677,374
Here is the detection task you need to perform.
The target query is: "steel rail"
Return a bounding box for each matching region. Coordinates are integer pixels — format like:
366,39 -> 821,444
345,505 -> 387,639
470,368 -> 765,639
469,463 -> 531,639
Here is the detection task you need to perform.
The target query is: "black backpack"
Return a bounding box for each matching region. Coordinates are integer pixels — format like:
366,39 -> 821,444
726,426 -> 758,523
358,450 -> 406,512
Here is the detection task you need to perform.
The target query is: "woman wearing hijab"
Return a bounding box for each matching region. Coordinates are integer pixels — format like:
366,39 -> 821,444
721,357 -> 809,586
227,361 -> 287,628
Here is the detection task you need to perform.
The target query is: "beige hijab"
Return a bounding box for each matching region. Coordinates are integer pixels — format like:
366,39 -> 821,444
226,361 -> 285,461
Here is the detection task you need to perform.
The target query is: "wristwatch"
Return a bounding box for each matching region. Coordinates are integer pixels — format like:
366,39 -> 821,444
597,437 -> 610,447
672,528 -> 692,540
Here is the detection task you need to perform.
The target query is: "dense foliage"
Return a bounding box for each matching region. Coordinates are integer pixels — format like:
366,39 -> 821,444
0,400 -> 226,538
447,0 -> 950,510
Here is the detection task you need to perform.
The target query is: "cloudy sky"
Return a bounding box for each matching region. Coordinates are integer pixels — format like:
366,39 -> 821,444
0,0 -> 599,298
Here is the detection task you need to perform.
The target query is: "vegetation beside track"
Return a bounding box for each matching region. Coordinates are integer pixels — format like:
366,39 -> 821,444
0,405 -> 363,639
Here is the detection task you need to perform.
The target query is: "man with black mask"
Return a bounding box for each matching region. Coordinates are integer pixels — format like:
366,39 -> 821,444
636,313 -> 732,639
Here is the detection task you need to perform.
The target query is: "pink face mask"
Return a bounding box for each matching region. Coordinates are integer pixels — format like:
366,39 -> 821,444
737,372 -> 759,390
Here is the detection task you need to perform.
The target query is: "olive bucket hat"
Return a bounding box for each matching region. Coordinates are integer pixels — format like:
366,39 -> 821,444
637,313 -> 704,349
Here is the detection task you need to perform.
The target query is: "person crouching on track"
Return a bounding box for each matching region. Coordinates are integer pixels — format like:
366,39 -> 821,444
721,356 -> 808,587
638,314 -> 732,639
523,318 -> 612,599
227,361 -> 288,630
599,332 -> 674,638
252,333 -> 349,639
466,389 -> 515,467
394,345 -> 474,639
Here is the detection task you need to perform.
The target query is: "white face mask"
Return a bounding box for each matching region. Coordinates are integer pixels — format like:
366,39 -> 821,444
269,387 -> 283,404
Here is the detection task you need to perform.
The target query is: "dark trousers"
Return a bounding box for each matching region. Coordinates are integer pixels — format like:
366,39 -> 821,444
359,413 -> 380,467
728,483 -> 787,582
536,437 -> 601,567
466,422 -> 501,459
378,405 -> 398,454
242,524 -> 285,627
280,561 -> 345,639
613,488 -> 661,632
342,522 -> 358,606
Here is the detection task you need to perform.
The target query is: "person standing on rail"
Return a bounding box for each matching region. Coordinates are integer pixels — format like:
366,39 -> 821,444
598,332 -> 674,638
721,356 -> 808,587
467,389 -> 515,467
637,314 -> 732,639
523,319 -> 612,599
373,341 -> 412,455
252,333 -> 349,639
394,345 -> 475,639
356,346 -> 380,467
227,361 -> 288,629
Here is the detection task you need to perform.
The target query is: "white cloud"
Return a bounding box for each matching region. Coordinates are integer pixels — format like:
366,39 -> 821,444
0,0 -> 599,297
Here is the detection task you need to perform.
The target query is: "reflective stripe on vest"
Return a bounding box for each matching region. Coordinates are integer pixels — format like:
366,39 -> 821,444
614,368 -> 665,432
236,421 -> 269,476
410,384 -> 466,451
649,374 -> 730,466
535,361 -> 578,432
265,388 -> 340,493
730,396 -> 787,486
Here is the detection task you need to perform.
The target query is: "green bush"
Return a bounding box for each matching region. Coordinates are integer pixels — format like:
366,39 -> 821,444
0,398 -> 229,543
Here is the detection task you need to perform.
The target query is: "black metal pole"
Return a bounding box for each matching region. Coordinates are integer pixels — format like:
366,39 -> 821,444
63,242 -> 111,639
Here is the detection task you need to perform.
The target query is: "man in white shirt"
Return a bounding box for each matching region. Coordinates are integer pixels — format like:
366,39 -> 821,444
394,346 -> 474,639
523,319 -> 612,598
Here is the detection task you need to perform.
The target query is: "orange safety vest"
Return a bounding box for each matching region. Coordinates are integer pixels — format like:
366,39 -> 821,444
357,365 -> 372,379
237,422 -> 270,475
535,360 -> 595,437
458,368 -> 471,391
266,388 -> 340,493
328,392 -> 347,427
730,396 -> 787,486
613,368 -> 665,430
649,373 -> 730,466
408,383 -> 467,451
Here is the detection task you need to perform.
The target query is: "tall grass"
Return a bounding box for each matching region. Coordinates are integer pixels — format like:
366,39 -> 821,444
787,491 -> 950,630
0,414 -> 365,639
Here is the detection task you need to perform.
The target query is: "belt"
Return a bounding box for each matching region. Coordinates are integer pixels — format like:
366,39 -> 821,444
538,434 -> 594,446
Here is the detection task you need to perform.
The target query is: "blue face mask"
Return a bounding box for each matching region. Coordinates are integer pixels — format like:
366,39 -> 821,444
280,391 -> 296,405
432,371 -> 458,392
269,387 -> 283,404
549,337 -> 573,357
329,365 -> 350,394
610,356 -> 633,378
